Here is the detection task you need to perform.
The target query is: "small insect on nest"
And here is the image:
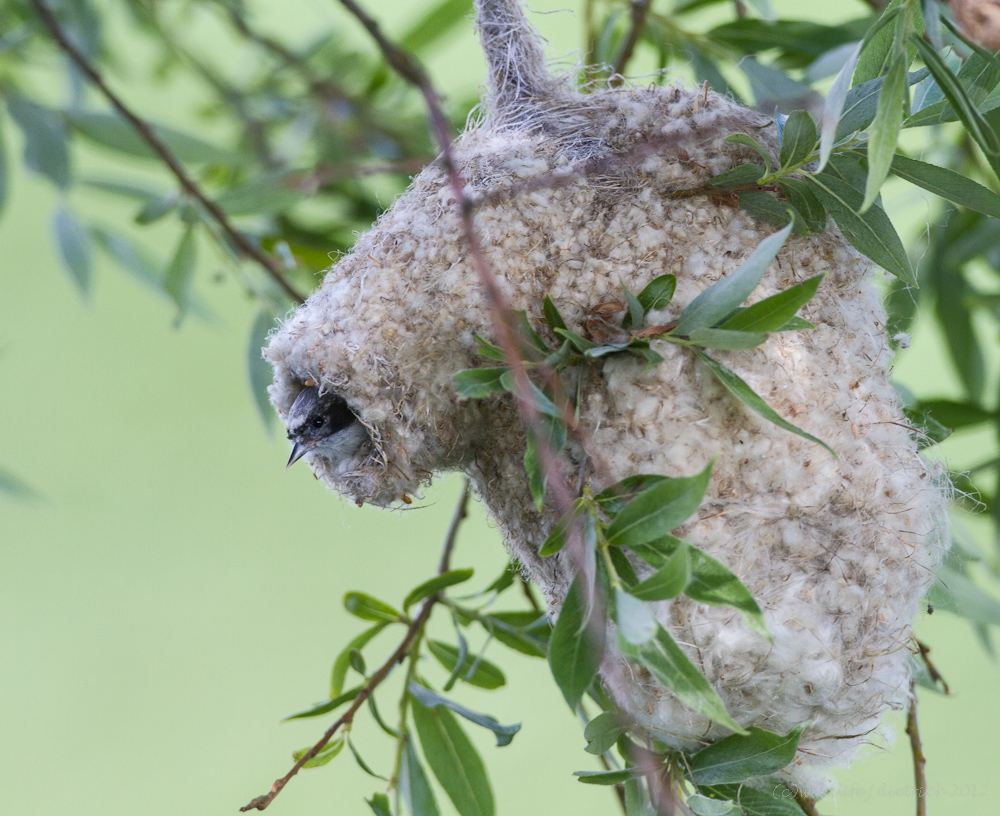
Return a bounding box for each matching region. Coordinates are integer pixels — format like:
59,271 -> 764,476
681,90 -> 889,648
265,0 -> 947,798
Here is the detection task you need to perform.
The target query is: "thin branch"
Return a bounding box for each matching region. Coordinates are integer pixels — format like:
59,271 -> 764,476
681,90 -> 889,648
915,638 -> 950,694
906,681 -> 928,816
734,0 -> 748,19
29,0 -> 306,305
792,789 -> 822,816
612,0 -> 653,83
241,480 -> 471,811
519,573 -> 543,614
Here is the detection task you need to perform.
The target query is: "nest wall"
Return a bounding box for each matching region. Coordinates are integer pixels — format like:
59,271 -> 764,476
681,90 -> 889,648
265,0 -> 947,797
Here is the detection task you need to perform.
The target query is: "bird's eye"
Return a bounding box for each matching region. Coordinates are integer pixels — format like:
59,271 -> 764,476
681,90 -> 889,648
311,416 -> 325,429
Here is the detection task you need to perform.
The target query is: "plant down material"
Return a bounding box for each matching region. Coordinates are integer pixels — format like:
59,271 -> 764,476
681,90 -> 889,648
265,0 -> 947,796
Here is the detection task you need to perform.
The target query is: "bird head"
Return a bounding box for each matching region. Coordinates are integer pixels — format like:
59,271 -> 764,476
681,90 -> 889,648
284,385 -> 368,471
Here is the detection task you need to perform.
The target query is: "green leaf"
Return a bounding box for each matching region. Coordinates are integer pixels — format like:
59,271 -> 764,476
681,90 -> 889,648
804,171 -> 914,285
777,178 -> 826,234
453,368 -> 507,399
427,641 -> 506,690
52,205 -> 92,297
617,624 -> 747,734
283,686 -> 362,721
135,193 -> 178,224
853,0 -> 905,86
718,275 -> 824,333
480,610 -> 549,657
775,316 -> 813,331
818,40 -> 863,170
628,537 -> 769,641
411,696 -> 495,816
594,475 -> 669,516
630,541 -> 692,601
700,785 -> 808,816
548,576 -> 605,709
583,712 -> 624,755
343,592 -> 403,623
66,110 -> 240,165
294,736 -> 344,768
687,328 -> 768,350
498,371 -> 561,418
835,67 -> 928,141
927,564 -> 1000,626
620,279 -> 646,330
330,623 -> 389,696
543,296 -> 567,331
888,154 -> 1000,218
637,275 -> 677,315
862,51 -> 907,213
163,226 -> 197,318
675,222 -> 793,335
913,399 -> 995,430
689,725 -> 805,784
539,505 -> 583,557
615,589 -> 658,645
574,769 -> 635,785
687,793 -> 741,816
247,311 -> 276,435
408,683 -> 520,746
368,793 -> 393,816
605,461 -> 713,549
709,163 -> 765,187
524,416 -> 567,510
912,37 -> 1000,179
400,739 -> 441,816
736,192 -> 807,235
779,111 -> 818,170
724,134 -> 772,176
473,334 -> 506,361
400,0 -> 473,53
348,737 -> 388,781
6,96 -> 70,188
554,327 -> 597,352
404,569 -> 474,611
693,350 -> 835,456
215,179 -> 300,216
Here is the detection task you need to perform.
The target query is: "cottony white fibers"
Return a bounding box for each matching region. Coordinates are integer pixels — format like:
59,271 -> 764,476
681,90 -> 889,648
265,0 -> 946,795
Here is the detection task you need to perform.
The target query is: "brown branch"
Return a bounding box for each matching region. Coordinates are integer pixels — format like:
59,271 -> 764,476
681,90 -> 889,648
915,638 -> 950,694
792,789 -> 822,816
906,681 -> 928,816
29,0 -> 306,305
519,573 -> 543,614
734,0 -> 748,19
612,0 -> 653,83
241,480 -> 471,811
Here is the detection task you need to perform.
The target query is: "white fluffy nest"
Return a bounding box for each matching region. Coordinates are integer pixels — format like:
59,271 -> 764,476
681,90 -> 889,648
265,0 -> 947,797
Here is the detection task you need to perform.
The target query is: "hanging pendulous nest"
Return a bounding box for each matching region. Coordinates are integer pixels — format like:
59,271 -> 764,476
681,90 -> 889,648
265,0 -> 947,796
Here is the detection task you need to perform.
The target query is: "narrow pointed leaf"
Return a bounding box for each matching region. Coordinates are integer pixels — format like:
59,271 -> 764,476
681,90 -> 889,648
404,569 -> 474,610
694,350 -> 835,456
675,222 -> 793,335
343,592 -> 403,623
778,178 -> 826,233
584,712 -> 624,755
294,737 -> 344,768
453,368 -> 507,399
719,275 -> 824,333
689,725 -> 806,784
630,541 -> 692,601
330,623 -> 389,696
400,739 -> 441,816
617,624 -> 747,734
7,96 -> 69,188
368,793 -> 392,816
427,641 -> 506,689
409,683 -> 521,746
548,576 -> 605,709
543,296 -> 567,331
53,206 -> 92,296
862,52 -> 907,213
605,461 -> 713,548
621,279 -> 645,330
615,589 -> 658,645
687,328 -> 768,349
819,40 -> 862,170
724,133 -> 772,176
709,163 -> 765,187
779,111 -> 818,169
889,154 -> 1000,217
411,697 -> 495,816
163,227 -> 197,316
283,686 -> 363,721
575,769 -> 636,785
804,172 -> 914,285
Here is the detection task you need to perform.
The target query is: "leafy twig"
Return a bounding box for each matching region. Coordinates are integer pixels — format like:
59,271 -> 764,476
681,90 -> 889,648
240,480 -> 471,811
612,0 -> 653,82
28,0 -> 306,305
905,681 -> 928,816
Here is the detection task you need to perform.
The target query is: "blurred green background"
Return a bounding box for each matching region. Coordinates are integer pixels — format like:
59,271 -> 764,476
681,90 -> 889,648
2,1 -> 999,814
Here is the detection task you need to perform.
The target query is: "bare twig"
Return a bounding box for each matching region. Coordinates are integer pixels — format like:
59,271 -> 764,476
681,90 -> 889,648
612,0 -> 653,83
241,480 -> 471,811
29,0 -> 306,305
906,681 -> 928,816
915,638 -> 950,694
734,0 -> 748,19
519,573 -> 543,614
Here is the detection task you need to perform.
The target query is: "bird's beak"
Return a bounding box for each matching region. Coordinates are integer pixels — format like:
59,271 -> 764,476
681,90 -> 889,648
285,442 -> 308,470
